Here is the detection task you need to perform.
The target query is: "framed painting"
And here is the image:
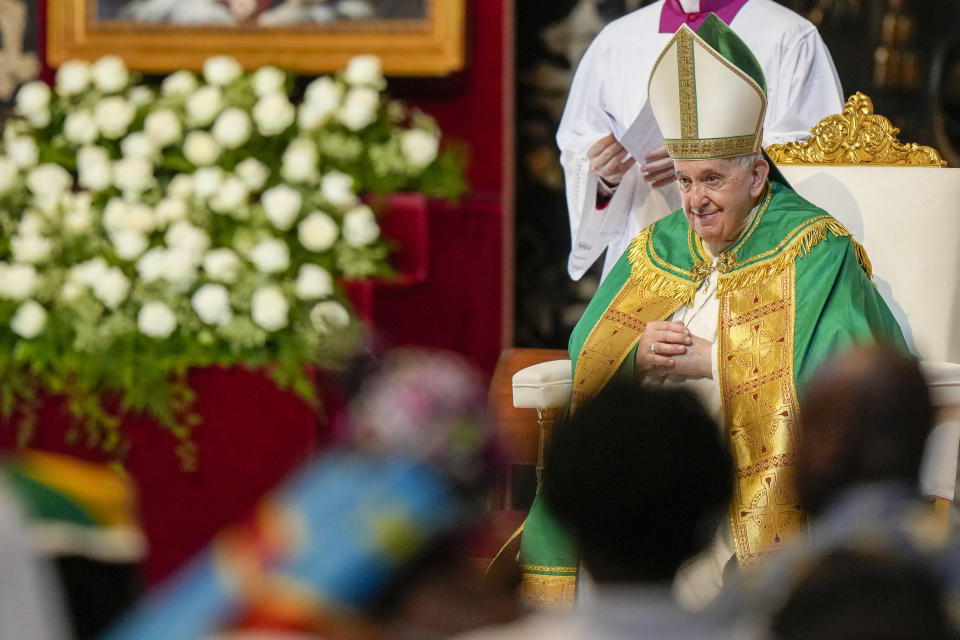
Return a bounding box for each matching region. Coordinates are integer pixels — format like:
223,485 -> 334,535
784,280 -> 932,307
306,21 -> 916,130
47,0 -> 465,76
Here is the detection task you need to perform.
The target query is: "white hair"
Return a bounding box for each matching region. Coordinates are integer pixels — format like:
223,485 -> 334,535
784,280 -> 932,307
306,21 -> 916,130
672,151 -> 764,173
729,152 -> 764,170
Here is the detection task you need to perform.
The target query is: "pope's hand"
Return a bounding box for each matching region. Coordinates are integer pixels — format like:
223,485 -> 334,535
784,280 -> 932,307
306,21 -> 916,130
669,334 -> 714,379
641,145 -> 676,188
588,134 -> 636,187
635,321 -> 692,375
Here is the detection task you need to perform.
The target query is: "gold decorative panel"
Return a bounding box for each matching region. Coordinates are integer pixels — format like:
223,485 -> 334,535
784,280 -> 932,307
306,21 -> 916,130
766,92 -> 946,167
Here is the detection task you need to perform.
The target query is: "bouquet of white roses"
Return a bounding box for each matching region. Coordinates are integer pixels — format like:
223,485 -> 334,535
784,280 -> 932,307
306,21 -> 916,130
0,54 -> 464,458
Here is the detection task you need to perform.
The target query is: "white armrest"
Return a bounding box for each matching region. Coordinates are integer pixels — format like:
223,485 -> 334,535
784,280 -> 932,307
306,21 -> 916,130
921,361 -> 960,407
920,420 -> 960,500
918,361 -> 960,500
512,359 -> 573,410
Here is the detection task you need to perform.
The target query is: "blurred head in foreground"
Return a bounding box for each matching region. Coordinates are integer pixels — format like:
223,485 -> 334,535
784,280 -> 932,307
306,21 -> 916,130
542,379 -> 733,583
771,548 -> 954,640
102,347 -> 509,640
796,345 -> 932,516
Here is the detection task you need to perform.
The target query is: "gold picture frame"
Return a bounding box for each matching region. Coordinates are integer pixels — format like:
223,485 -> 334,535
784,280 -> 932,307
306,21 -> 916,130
47,0 -> 466,76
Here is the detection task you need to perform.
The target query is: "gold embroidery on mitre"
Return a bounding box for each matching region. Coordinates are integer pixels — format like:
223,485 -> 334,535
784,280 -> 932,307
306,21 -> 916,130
677,28 -> 698,140
519,566 -> 577,609
666,135 -> 759,160
571,280 -> 684,410
718,265 -> 805,567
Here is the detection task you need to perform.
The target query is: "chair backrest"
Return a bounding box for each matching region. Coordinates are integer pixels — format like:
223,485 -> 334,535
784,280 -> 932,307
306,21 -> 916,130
768,93 -> 960,363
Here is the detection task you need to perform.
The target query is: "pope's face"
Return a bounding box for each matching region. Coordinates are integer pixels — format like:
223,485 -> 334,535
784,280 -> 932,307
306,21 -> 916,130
675,157 -> 768,253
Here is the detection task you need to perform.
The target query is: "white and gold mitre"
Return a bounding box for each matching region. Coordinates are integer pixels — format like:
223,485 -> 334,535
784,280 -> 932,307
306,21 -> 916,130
648,13 -> 768,160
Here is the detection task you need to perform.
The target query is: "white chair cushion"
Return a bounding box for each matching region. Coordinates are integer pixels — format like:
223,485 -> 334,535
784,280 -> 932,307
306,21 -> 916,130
512,359 -> 573,409
917,362 -> 960,499
921,361 -> 960,407
780,166 -> 960,364
920,420 -> 960,500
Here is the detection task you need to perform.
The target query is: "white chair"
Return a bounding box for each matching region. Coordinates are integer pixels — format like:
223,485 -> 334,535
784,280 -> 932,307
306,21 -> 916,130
510,93 -> 960,523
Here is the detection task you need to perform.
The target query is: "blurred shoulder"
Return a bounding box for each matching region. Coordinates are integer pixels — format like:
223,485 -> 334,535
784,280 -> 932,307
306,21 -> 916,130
593,1 -> 667,44
736,0 -> 821,39
451,612 -> 580,640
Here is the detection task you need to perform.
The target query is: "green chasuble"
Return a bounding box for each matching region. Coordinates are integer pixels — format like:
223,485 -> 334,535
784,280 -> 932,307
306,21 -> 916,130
518,180 -> 907,605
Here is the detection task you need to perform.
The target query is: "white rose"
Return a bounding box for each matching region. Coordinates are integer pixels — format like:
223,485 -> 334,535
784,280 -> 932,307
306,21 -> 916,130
138,301 -> 177,338
401,129 -> 439,168
0,157 -> 17,194
63,200 -> 93,235
309,300 -> 350,332
344,55 -> 384,88
342,204 -> 380,247
127,202 -> 156,233
128,86 -> 154,107
281,138 -> 318,184
94,96 -> 135,139
320,171 -> 358,208
209,176 -> 249,214
251,286 -> 289,332
261,184 -> 302,230
70,257 -> 108,287
191,283 -> 232,326
144,109 -> 182,148
10,301 -> 47,339
203,56 -> 243,86
297,211 -> 338,252
27,164 -> 73,199
92,266 -> 130,309
121,132 -> 156,160
168,174 -> 195,200
61,280 -> 85,302
154,198 -> 187,227
55,61 -> 91,96
64,205 -> 93,234
17,212 -> 45,236
64,110 -> 99,145
102,197 -> 128,232
192,167 -> 223,199
337,87 -> 379,131
113,156 -> 155,195
252,66 -> 286,97
2,264 -> 38,300
253,92 -> 295,136
111,229 -> 149,260
186,85 -> 224,127
162,248 -> 198,291
11,234 -> 52,264
77,145 -> 112,191
165,221 -> 210,261
235,158 -> 269,191
136,247 -> 167,282
15,81 -> 51,128
249,238 -> 290,274
299,77 -> 343,129
211,107 -> 252,149
183,130 -> 221,166
297,101 -> 328,131
203,248 -> 240,283
295,264 -> 334,299
91,56 -> 129,93
7,137 -> 38,169
161,70 -> 198,96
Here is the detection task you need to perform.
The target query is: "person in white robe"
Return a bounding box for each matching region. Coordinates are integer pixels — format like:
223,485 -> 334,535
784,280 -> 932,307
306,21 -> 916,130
560,0 -> 843,281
